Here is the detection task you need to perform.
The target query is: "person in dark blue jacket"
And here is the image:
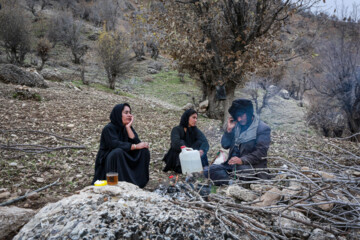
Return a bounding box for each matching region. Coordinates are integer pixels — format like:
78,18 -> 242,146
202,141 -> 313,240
204,99 -> 271,185
163,109 -> 210,173
91,103 -> 150,188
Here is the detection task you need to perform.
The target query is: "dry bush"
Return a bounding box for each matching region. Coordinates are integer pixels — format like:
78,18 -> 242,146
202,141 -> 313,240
97,31 -> 131,89
306,97 -> 346,138
0,4 -> 31,65
36,37 -> 51,71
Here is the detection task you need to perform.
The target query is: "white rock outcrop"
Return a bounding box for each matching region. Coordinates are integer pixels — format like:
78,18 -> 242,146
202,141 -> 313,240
14,182 -> 224,239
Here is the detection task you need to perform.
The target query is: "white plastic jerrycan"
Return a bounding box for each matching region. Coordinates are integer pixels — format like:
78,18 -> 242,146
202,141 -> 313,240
179,146 -> 203,174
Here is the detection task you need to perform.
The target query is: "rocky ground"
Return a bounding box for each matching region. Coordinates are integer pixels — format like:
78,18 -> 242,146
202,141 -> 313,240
0,76 -> 223,210
1,61 -> 360,239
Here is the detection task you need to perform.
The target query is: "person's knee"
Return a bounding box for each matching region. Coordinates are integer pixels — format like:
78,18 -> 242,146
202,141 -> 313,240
208,165 -> 230,185
107,148 -> 124,160
139,148 -> 150,158
113,148 -> 125,155
201,154 -> 209,167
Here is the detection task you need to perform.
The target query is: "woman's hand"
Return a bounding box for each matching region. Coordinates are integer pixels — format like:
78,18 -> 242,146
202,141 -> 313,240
227,117 -> 236,133
126,115 -> 134,128
133,142 -> 149,150
199,150 -> 204,156
228,156 -> 242,165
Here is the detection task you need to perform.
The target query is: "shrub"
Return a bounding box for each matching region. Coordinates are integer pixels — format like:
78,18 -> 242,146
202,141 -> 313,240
97,31 -> 131,89
36,37 -> 51,70
0,5 -> 31,65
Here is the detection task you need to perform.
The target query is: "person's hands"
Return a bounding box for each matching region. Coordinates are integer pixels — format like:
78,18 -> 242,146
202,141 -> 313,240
227,117 -> 236,133
125,115 -> 134,128
199,150 -> 204,156
228,156 -> 242,165
136,142 -> 149,149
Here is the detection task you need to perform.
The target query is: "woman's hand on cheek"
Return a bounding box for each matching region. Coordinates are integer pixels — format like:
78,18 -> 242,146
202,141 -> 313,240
126,115 -> 134,128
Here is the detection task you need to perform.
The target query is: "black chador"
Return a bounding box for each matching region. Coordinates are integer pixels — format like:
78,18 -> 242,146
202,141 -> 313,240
162,109 -> 209,173
91,104 -> 150,188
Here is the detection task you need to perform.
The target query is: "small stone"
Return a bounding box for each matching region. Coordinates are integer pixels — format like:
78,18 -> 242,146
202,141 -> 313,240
317,171 -> 335,179
9,162 -> 18,167
0,191 -> 11,200
35,177 -> 45,183
27,192 -> 40,200
165,226 -> 171,235
254,187 -> 282,207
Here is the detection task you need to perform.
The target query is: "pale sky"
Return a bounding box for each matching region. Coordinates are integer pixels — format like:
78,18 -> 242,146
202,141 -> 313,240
313,0 -> 359,16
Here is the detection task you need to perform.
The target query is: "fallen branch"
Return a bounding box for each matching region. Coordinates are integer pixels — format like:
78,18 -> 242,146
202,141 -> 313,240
0,129 -> 86,155
0,129 -> 80,143
0,144 -> 86,153
0,179 -> 60,207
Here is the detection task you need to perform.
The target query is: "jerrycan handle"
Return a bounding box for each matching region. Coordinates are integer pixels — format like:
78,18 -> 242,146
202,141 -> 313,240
181,146 -> 195,152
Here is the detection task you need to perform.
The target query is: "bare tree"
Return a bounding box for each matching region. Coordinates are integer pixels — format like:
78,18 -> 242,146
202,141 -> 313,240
63,20 -> 87,64
311,5 -> 360,141
24,0 -> 38,17
0,4 -> 31,65
248,66 -> 285,115
39,0 -> 50,10
146,38 -> 159,60
47,12 -> 87,64
153,0 -> 320,122
57,0 -> 73,10
24,0 -> 50,17
47,12 -> 73,47
97,31 -> 132,89
36,37 -> 51,71
90,0 -> 119,31
285,64 -> 314,106
132,41 -> 145,61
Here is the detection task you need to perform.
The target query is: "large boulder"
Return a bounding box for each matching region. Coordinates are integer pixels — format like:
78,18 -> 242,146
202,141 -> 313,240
0,206 -> 36,240
14,182 -> 224,239
148,61 -> 163,71
198,100 -> 208,113
0,64 -> 48,88
267,85 -> 280,96
279,89 -> 290,99
41,68 -> 64,82
182,102 -> 195,110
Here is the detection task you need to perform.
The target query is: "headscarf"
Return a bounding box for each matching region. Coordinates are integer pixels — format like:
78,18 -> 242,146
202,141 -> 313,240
179,109 -> 198,146
228,99 -> 254,126
110,103 -> 131,128
180,108 -> 197,128
228,99 -> 259,145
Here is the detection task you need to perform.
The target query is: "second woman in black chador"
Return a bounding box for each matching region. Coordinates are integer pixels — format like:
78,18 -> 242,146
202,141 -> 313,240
162,109 -> 209,173
91,103 -> 150,188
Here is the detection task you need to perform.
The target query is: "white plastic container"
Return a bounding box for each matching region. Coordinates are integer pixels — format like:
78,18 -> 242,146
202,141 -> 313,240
179,146 -> 203,174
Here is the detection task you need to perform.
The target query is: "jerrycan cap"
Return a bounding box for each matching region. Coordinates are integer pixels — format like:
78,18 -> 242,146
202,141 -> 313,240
181,146 -> 186,149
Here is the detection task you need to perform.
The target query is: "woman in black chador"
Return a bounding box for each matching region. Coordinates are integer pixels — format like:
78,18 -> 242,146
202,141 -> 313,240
91,103 -> 150,188
162,109 -> 209,173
